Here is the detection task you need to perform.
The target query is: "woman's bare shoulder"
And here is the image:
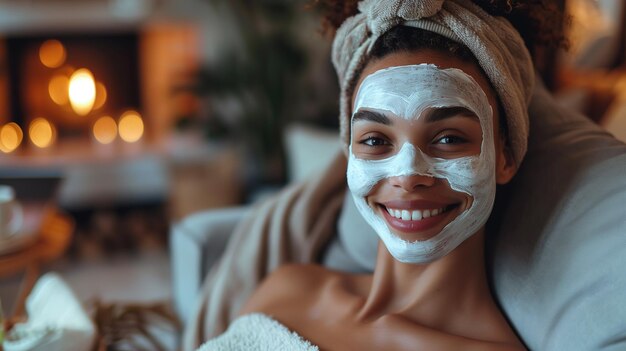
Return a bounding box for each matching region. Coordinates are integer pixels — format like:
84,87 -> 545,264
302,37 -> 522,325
375,313 -> 526,351
264,263 -> 340,292
240,263 -> 339,315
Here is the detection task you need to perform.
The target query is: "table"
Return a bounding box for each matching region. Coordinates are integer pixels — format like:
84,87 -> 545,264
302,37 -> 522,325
0,206 -> 74,318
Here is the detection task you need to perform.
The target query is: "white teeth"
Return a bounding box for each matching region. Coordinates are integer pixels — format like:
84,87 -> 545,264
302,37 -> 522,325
401,210 -> 410,220
411,210 -> 422,220
385,206 -> 447,221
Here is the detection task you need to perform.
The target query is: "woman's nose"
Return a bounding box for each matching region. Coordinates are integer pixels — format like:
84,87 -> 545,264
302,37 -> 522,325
389,174 -> 436,191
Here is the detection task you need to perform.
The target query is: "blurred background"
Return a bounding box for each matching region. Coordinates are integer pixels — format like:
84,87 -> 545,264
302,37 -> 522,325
0,0 -> 625,349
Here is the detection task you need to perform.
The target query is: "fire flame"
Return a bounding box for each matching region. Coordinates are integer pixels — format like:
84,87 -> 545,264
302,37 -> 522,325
68,68 -> 96,116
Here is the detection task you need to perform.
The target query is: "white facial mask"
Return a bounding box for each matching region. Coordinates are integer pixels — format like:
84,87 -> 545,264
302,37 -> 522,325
347,64 -> 496,264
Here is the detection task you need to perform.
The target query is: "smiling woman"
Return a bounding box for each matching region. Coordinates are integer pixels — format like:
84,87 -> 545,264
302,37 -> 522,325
347,63 -> 499,258
195,0 -> 535,350
235,55 -> 522,351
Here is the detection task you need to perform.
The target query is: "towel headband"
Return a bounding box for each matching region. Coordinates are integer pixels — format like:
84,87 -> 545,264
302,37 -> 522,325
332,0 -> 535,166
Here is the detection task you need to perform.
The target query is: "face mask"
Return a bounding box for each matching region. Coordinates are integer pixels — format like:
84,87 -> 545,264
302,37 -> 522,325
347,64 -> 496,264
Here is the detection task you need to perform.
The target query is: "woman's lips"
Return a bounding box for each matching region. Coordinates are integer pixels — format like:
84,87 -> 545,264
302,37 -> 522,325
379,202 -> 459,234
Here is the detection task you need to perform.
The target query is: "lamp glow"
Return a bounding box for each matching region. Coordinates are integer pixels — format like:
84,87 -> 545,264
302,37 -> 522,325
69,69 -> 96,116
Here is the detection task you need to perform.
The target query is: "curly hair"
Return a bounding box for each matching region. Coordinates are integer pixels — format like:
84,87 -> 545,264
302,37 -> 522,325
315,0 -> 568,58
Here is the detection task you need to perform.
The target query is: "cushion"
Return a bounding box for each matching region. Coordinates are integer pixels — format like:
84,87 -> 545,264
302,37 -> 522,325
323,191 -> 378,273
284,124 -> 341,183
491,81 -> 626,350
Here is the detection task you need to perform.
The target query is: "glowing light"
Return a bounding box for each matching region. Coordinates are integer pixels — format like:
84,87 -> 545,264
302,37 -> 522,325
93,116 -> 117,144
48,74 -> 70,105
68,68 -> 96,116
0,123 -> 23,153
39,40 -> 66,68
118,110 -> 144,143
29,118 -> 55,148
93,81 -> 108,110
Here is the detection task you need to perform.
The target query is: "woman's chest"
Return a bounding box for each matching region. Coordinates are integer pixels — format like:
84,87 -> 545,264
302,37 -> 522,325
267,285 -> 431,351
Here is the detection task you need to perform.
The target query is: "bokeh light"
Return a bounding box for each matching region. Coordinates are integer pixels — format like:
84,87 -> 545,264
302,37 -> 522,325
48,74 -> 70,105
118,110 -> 144,143
39,39 -> 66,68
93,81 -> 108,110
29,118 -> 55,148
69,68 -> 96,116
93,116 -> 117,144
0,123 -> 24,153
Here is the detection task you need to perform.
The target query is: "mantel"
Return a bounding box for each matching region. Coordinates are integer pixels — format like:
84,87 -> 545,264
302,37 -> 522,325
0,0 -> 210,35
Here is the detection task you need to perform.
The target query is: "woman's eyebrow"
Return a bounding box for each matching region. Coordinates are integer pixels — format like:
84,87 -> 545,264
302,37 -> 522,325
424,107 -> 478,123
352,110 -> 392,125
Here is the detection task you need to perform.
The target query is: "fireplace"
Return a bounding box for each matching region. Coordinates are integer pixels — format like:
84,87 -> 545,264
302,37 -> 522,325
2,32 -> 143,149
0,20 -> 201,156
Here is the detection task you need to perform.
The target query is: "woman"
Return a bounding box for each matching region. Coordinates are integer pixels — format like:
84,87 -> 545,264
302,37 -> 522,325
240,61 -> 523,351
195,0 -> 564,349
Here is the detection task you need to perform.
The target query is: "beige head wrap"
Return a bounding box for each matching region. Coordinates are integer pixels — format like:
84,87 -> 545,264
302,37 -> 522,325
332,0 -> 535,166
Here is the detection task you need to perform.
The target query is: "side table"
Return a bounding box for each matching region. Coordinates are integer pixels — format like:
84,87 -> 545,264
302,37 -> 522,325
0,206 -> 74,319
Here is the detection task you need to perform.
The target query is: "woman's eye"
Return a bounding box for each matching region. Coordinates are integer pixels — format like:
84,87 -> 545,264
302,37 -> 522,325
435,135 -> 467,145
430,133 -> 479,157
360,136 -> 389,147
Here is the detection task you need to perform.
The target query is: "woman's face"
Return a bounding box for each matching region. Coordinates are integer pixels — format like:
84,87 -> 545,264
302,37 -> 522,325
347,49 -> 515,262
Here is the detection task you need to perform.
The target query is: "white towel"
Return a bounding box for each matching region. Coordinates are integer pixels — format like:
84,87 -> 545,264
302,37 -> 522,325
3,273 -> 95,351
197,313 -> 318,351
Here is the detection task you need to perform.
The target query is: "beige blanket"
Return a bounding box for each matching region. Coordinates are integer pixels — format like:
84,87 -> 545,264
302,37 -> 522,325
182,152 -> 347,350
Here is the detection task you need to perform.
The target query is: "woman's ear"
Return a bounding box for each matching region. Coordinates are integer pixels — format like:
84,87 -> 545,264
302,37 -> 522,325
495,140 -> 517,185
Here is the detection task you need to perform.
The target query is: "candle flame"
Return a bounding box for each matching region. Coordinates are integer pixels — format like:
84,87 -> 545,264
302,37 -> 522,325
49,74 -> 70,105
29,118 -> 55,148
39,40 -> 66,69
93,116 -> 117,144
0,123 -> 23,153
93,81 -> 108,110
118,110 -> 144,143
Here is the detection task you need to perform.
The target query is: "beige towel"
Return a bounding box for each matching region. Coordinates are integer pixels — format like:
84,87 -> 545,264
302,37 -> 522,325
332,0 -> 535,166
182,152 -> 347,350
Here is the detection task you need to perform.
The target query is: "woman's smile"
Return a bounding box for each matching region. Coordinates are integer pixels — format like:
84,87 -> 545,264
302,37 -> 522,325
376,199 -> 463,239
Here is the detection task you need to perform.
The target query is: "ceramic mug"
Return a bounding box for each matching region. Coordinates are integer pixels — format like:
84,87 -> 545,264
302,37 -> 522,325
0,185 -> 23,239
